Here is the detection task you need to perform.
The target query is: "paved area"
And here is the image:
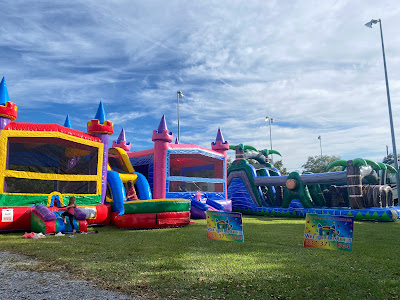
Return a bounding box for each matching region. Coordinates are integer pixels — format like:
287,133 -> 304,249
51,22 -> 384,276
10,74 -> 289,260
0,251 -> 136,300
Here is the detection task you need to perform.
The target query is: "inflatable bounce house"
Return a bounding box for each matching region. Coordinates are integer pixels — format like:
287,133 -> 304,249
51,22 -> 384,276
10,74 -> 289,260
227,144 -> 400,221
0,77 -> 193,233
108,116 -> 232,219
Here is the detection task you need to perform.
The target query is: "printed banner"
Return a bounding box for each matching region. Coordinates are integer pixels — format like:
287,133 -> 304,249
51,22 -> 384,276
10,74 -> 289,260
79,206 -> 97,219
304,213 -> 353,251
2,209 -> 14,222
206,211 -> 243,242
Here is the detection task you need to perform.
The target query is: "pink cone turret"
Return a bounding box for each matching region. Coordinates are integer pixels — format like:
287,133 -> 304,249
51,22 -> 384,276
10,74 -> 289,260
212,128 -> 229,199
152,115 -> 173,199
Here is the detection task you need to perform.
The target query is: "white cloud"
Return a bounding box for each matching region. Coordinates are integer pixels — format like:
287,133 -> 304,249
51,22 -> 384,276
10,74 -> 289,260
1,0 -> 400,172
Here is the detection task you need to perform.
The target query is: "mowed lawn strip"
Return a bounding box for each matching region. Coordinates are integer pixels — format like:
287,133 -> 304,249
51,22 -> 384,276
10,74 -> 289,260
0,216 -> 399,299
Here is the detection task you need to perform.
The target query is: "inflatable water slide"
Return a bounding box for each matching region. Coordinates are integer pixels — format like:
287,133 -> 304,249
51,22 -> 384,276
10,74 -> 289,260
227,157 -> 400,222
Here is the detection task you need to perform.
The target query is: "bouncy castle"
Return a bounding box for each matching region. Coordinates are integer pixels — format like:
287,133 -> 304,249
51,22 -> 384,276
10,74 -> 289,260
108,116 -> 232,219
0,77 -> 194,233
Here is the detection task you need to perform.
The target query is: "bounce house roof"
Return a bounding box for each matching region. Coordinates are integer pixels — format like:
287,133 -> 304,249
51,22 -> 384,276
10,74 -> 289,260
4,122 -> 101,142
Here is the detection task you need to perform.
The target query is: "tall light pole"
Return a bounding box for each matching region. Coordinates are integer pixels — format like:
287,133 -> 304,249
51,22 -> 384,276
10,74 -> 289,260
177,91 -> 184,143
365,19 -> 400,192
265,116 -> 274,163
318,136 -> 323,161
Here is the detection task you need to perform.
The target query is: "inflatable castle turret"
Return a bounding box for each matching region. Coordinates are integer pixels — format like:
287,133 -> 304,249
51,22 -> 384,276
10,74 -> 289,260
212,128 -> 229,199
152,115 -> 173,199
87,102 -> 114,203
0,77 -> 17,130
0,77 -> 17,193
112,127 -> 131,151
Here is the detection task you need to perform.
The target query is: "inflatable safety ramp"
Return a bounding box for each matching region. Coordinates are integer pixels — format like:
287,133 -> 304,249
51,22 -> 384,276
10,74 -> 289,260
190,197 -> 230,219
111,199 -> 191,229
31,204 -> 87,234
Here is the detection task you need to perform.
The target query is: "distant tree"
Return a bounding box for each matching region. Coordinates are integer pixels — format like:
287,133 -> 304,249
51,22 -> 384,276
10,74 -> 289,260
273,160 -> 288,175
382,153 -> 400,165
383,154 -> 394,164
226,157 -> 261,169
247,159 -> 259,167
302,155 -> 341,174
226,157 -> 233,170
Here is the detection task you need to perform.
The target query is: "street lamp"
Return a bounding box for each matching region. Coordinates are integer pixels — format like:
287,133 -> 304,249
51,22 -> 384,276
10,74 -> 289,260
365,19 -> 400,192
265,116 -> 274,163
177,91 -> 184,143
318,136 -> 323,161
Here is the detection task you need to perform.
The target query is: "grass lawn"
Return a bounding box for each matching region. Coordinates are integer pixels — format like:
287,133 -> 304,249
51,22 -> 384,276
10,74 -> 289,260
0,216 -> 399,299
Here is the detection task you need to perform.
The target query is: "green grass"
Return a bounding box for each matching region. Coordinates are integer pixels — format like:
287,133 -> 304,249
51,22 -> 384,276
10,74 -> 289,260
0,217 -> 399,299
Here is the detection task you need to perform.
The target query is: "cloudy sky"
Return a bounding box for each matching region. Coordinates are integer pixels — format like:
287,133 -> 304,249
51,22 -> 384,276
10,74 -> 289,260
1,0 -> 399,171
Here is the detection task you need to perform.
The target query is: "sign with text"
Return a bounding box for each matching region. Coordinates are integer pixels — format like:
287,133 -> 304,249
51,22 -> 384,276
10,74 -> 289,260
206,211 -> 243,242
2,209 -> 14,222
304,213 -> 353,251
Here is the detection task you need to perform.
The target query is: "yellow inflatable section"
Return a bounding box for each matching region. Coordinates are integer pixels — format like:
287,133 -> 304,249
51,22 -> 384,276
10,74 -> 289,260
108,147 -> 135,173
108,147 -> 138,183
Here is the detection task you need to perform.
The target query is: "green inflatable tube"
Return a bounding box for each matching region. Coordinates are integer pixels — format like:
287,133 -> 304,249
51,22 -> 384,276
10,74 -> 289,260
282,172 -> 314,209
352,158 -> 367,167
378,162 -> 387,170
385,164 -> 398,174
326,160 -> 348,171
364,159 -> 381,171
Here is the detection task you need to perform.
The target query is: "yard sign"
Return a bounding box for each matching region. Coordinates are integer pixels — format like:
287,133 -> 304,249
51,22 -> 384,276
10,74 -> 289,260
206,211 -> 243,242
304,213 -> 354,251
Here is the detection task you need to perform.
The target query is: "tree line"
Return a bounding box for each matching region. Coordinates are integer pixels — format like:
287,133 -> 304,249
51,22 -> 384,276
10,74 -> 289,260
227,154 -> 386,175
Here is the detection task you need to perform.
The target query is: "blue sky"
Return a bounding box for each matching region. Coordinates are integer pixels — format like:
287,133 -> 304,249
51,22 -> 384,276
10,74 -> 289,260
1,0 -> 400,171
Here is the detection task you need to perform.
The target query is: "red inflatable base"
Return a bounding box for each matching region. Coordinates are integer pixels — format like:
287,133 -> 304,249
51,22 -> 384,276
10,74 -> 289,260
0,207 -> 34,231
83,204 -> 111,225
112,211 -> 190,229
0,205 -> 110,232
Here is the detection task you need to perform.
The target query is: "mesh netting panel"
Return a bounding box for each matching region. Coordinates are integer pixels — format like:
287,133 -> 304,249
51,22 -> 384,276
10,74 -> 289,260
169,181 -> 223,193
5,177 -> 97,194
108,156 -> 126,173
169,153 -> 223,179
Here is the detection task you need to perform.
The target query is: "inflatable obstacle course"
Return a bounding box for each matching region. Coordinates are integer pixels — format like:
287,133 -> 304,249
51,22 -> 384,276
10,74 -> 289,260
227,146 -> 400,222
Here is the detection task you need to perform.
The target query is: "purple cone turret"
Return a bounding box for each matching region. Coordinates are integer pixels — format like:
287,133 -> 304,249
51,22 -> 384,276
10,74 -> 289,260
112,127 -> 131,151
212,128 -> 229,151
211,128 -> 229,199
152,114 -> 173,142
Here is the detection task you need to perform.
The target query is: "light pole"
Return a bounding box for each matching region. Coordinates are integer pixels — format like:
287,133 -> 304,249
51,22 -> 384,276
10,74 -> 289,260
318,136 -> 323,161
365,19 -> 400,192
265,116 -> 274,163
177,91 -> 184,143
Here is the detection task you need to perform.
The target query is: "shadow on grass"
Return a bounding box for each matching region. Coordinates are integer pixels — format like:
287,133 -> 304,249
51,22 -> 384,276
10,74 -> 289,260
0,216 -> 399,299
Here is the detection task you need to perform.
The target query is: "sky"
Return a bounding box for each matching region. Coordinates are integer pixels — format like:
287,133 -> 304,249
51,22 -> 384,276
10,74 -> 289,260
1,0 -> 399,172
